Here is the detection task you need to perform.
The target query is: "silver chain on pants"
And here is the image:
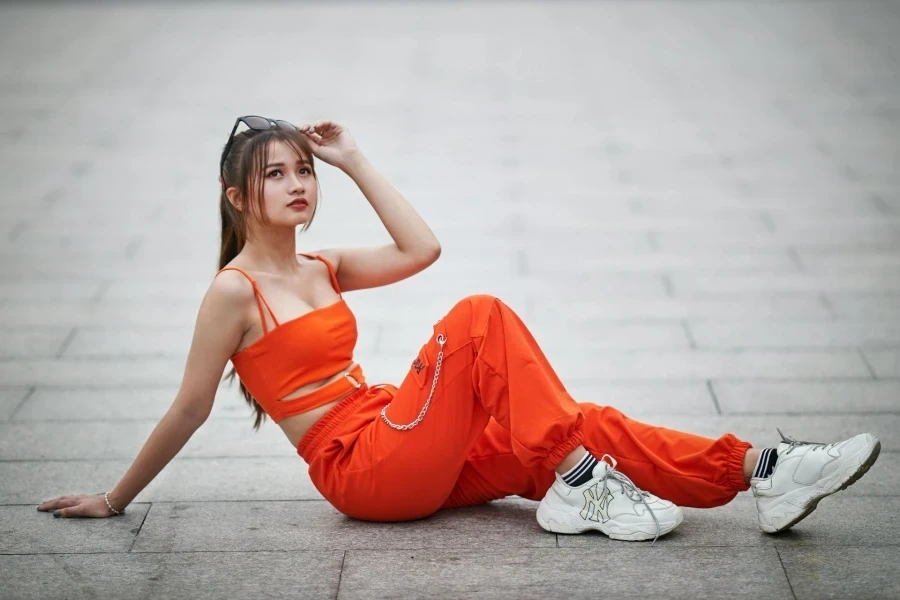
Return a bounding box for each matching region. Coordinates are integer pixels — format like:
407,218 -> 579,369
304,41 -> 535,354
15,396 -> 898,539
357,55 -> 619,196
380,334 -> 446,431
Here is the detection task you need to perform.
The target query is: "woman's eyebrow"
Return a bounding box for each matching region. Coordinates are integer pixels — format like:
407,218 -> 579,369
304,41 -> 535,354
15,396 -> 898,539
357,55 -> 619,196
265,159 -> 311,168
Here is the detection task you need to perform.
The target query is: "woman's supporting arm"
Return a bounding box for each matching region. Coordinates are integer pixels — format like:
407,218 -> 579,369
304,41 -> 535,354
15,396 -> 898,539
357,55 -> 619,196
38,271 -> 251,517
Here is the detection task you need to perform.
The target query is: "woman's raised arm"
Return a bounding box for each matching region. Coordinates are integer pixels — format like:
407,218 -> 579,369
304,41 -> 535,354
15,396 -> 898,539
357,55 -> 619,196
37,271 -> 251,518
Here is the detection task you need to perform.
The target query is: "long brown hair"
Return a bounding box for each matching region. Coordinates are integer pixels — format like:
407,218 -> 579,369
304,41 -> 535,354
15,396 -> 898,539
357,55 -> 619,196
218,126 -> 319,429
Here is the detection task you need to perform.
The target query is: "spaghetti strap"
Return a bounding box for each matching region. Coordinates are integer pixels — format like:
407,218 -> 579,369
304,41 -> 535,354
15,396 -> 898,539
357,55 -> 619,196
299,253 -> 342,295
216,267 -> 281,333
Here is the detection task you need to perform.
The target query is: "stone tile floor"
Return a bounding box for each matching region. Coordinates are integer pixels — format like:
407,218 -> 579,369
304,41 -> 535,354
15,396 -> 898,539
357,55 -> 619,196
1,1 -> 899,598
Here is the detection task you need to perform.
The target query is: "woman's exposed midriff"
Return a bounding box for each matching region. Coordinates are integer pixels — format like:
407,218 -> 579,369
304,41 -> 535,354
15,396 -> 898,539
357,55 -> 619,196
277,361 -> 362,446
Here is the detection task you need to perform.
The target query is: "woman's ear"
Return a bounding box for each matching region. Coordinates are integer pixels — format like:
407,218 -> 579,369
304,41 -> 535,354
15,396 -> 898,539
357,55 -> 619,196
225,187 -> 243,212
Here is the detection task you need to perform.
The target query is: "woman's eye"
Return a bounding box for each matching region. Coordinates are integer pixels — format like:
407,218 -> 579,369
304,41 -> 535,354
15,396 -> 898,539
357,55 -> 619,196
267,170 -> 281,177
300,168 -> 310,175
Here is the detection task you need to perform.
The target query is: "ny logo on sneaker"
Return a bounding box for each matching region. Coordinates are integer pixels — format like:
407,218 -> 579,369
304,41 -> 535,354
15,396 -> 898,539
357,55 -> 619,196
580,484 -> 614,523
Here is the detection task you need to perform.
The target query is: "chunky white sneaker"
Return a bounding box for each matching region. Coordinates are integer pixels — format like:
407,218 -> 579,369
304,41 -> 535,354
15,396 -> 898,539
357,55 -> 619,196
752,428 -> 881,533
536,455 -> 683,543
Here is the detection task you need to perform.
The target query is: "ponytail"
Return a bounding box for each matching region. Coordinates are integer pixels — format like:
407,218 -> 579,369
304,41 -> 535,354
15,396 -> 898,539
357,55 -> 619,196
219,182 -> 267,430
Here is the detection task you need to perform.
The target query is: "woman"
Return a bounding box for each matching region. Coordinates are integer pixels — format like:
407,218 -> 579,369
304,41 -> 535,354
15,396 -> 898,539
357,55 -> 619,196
38,117 -> 881,542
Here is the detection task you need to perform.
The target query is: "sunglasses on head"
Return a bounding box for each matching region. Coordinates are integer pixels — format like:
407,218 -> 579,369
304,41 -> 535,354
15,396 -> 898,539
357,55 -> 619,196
219,115 -> 297,181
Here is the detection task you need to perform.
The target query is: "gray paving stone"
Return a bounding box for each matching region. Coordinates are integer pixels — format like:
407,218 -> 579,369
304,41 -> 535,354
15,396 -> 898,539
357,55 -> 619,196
2,0 -> 899,596
0,357 -> 186,386
378,320 -> 690,353
0,282 -> 101,301
2,460 -> 152,505
0,551 -> 343,600
713,380 -> 900,414
804,451 -> 899,497
0,299 -> 197,327
635,193 -> 881,216
798,251 -> 900,273
525,249 -> 796,273
559,496 -> 899,549
863,348 -> 900,377
131,498 -> 552,553
0,387 -> 29,420
0,257 -> 215,280
670,273 -> 900,296
0,457 -> 320,505
529,295 -> 832,320
355,271 -> 670,303
689,321 -> 900,349
141,457 -> 322,502
365,348 -> 872,384
0,417 -> 295,460
826,293 -> 900,319
643,414 -> 900,452
13,385 -> 251,421
0,328 -> 72,358
61,327 -> 195,358
656,227 -> 900,249
0,504 -> 150,554
779,546 -> 900,600
338,547 -> 793,600
564,381 -> 718,415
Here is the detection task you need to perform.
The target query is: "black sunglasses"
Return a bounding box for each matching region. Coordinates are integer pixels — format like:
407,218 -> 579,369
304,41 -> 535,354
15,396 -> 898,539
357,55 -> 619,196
219,115 -> 297,180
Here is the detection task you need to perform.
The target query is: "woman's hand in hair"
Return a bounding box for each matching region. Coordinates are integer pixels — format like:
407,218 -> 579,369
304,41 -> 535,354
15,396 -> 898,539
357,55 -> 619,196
299,120 -> 362,171
38,494 -> 119,518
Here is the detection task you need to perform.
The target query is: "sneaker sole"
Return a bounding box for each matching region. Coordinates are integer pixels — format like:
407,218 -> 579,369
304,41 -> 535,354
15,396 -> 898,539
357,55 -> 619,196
536,504 -> 684,542
761,437 -> 881,534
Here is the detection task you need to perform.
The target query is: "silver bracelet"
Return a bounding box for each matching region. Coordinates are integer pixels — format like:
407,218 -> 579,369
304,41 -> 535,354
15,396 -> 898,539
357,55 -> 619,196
104,492 -> 122,515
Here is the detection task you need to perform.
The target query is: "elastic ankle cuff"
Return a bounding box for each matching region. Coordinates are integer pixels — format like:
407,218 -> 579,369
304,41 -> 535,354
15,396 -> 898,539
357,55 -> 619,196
541,429 -> 585,471
724,435 -> 753,492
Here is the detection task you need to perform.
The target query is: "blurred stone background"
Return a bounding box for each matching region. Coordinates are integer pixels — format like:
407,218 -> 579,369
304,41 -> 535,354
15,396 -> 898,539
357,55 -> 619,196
1,1 -> 898,599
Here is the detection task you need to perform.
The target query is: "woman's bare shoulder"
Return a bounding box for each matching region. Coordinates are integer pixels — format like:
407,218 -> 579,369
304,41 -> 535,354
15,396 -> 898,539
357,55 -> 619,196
206,268 -> 257,307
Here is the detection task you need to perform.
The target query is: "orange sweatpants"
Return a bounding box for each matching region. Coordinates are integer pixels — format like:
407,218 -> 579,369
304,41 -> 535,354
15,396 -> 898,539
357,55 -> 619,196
298,295 -> 752,522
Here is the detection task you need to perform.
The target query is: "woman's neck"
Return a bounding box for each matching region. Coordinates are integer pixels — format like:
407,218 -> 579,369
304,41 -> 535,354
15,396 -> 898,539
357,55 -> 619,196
240,228 -> 301,274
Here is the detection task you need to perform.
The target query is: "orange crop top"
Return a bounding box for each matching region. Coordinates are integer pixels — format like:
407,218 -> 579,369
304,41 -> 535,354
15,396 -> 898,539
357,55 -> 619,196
217,254 -> 362,423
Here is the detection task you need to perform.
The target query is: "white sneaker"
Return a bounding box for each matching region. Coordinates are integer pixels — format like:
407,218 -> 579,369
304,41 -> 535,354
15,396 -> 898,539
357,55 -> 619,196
752,428 -> 881,533
536,455 -> 683,543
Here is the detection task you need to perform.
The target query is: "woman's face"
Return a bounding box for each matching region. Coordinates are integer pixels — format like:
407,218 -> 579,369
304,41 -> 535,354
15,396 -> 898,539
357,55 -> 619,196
255,139 -> 318,228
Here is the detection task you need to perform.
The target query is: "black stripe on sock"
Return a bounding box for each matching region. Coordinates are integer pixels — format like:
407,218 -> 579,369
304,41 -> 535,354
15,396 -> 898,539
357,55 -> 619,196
562,453 -> 599,487
753,448 -> 778,479
753,449 -> 770,479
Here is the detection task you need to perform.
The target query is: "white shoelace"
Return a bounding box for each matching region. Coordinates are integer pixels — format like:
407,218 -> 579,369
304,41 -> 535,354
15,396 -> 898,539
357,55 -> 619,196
597,455 -> 663,545
776,427 -> 832,456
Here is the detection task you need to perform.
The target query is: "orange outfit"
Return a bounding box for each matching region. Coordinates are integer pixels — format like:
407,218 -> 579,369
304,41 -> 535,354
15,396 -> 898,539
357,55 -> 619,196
218,254 -> 365,422
296,294 -> 752,522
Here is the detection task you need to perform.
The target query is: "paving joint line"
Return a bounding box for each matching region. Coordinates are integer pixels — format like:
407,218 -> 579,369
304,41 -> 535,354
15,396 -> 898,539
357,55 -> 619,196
6,220 -> 28,242
54,327 -> 79,359
334,550 -> 347,600
760,212 -> 777,234
705,380 -> 723,415
818,293 -> 835,317
775,546 -> 798,600
857,348 -> 879,379
91,281 -> 111,305
786,247 -> 804,272
6,542 -> 900,558
680,320 -> 697,349
661,274 -> 674,297
7,387 -> 35,422
869,193 -> 892,215
123,238 -> 143,260
128,503 -> 152,553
